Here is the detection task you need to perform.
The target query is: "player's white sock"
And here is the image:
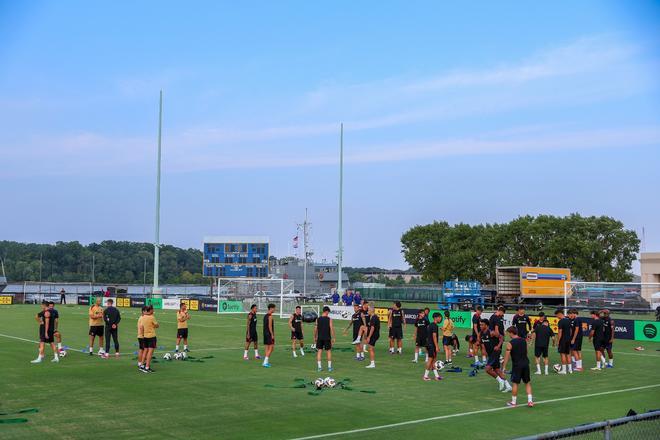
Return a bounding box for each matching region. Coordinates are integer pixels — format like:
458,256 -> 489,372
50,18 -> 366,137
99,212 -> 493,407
601,355 -> 607,364
57,342 -> 62,350
360,352 -> 365,359
89,346 -> 93,353
264,356 -> 269,365
424,369 -> 429,378
571,356 -> 576,364
577,360 -> 582,368
254,349 -> 259,357
568,364 -> 573,373
432,369 -> 439,378
528,394 -> 533,403
184,345 -> 188,350
496,376 -> 504,385
544,365 -> 549,374
397,348 -> 402,354
317,361 -> 322,369
414,352 -> 419,362
292,350 -> 297,358
504,380 -> 511,388
608,358 -> 613,366
300,347 -> 305,356
175,345 -> 179,352
482,356 -> 487,363
363,344 -> 368,351
243,350 -> 248,357
511,395 -> 517,405
368,361 -> 375,367
536,364 -> 541,373
328,361 -> 332,369
596,361 -> 601,369
561,364 -> 567,373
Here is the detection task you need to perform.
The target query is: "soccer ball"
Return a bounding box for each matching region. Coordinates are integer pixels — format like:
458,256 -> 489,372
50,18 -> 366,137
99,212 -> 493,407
163,353 -> 172,361
434,360 -> 445,370
59,350 -> 67,358
174,352 -> 182,360
324,377 -> 336,388
553,364 -> 562,373
314,378 -> 325,389
180,352 -> 187,360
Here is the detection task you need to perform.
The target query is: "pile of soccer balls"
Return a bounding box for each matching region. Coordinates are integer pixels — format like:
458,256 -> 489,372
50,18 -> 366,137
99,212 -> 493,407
314,377 -> 336,390
163,352 -> 187,361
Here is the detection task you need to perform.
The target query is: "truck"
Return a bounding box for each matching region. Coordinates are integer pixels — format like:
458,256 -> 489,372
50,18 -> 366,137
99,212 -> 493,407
496,266 -> 571,305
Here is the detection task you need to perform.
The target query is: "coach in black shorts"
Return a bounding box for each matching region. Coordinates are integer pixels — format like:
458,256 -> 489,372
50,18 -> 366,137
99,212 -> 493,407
502,326 -> 533,407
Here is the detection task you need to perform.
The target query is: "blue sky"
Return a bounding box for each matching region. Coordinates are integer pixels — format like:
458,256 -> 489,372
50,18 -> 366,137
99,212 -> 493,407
1,1 -> 659,269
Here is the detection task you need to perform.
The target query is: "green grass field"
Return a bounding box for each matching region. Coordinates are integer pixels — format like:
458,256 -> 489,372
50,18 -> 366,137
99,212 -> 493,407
1,304 -> 659,439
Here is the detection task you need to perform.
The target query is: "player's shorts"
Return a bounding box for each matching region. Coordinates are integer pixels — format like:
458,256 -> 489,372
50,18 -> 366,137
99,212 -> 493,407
426,343 -> 437,358
264,333 -> 274,346
389,327 -> 403,340
353,327 -> 361,341
534,346 -> 549,358
316,339 -> 332,350
571,337 -> 583,351
368,335 -> 379,347
39,331 -> 54,343
416,336 -> 427,347
138,338 -> 146,350
177,328 -> 188,339
246,330 -> 258,343
143,337 -> 157,349
486,351 -> 501,369
593,339 -> 606,351
557,338 -> 571,354
442,336 -> 453,346
291,329 -> 304,340
469,333 -> 478,344
89,325 -> 104,337
511,364 -> 531,384
603,341 -> 613,350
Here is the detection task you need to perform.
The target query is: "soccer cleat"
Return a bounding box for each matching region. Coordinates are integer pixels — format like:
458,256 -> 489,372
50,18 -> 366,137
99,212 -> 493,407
30,357 -> 43,364
434,376 -> 443,381
255,355 -> 261,360
411,359 -> 418,363
506,402 -> 517,408
606,364 -> 613,369
351,338 -> 361,345
317,367 -> 323,372
328,367 -> 333,372
498,381 -> 505,391
574,367 -> 583,372
51,357 -> 59,363
147,368 -> 155,373
292,353 -> 298,358
365,364 -> 376,369
590,366 -> 601,371
534,371 -> 541,375
503,384 -> 512,393
557,371 -> 567,375
139,366 -> 148,373
263,363 -> 271,368
115,352 -> 120,358
527,401 -> 534,407
89,350 -> 93,356
102,353 -> 109,359
423,376 -> 431,381
243,356 -> 249,360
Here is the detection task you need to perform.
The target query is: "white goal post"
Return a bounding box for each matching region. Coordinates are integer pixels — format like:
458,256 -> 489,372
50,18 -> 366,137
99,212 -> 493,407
214,277 -> 297,317
563,281 -> 660,311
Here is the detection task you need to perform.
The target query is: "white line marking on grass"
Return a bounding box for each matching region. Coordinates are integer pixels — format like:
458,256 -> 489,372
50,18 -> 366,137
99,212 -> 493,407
0,333 -> 84,352
289,384 -> 660,440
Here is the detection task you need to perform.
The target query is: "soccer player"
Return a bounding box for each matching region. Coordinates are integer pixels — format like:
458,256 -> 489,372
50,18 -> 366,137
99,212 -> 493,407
88,297 -> 105,356
140,305 -> 159,373
480,319 -> 512,392
31,301 -> 59,363
569,309 -> 584,371
59,288 -> 66,304
289,305 -> 305,358
262,303 -> 276,368
137,306 -> 146,370
555,309 -> 572,374
512,306 -> 532,339
352,300 -> 370,349
102,298 -> 121,358
244,304 -> 260,360
602,309 -> 615,368
47,301 -> 65,355
423,312 -> 443,381
441,310 -> 454,364
489,306 -> 505,338
531,317 -> 554,375
412,309 -> 428,363
470,306 -> 486,364
365,305 -> 380,369
175,302 -> 190,353
589,310 -> 606,370
502,326 -> 534,407
388,301 -> 405,354
314,306 -> 335,372
344,303 -> 364,360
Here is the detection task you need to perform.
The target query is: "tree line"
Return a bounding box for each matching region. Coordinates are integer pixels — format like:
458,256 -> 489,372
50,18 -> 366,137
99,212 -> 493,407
0,240 -> 206,285
400,214 -> 640,284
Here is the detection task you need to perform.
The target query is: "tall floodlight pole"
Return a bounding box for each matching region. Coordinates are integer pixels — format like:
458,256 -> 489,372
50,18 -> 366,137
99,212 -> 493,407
337,123 -> 344,294
303,208 -> 309,296
153,90 -> 163,297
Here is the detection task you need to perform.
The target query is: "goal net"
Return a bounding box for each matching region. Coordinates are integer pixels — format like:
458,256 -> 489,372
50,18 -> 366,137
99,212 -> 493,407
215,278 -> 297,318
22,281 -> 93,303
564,282 -> 660,311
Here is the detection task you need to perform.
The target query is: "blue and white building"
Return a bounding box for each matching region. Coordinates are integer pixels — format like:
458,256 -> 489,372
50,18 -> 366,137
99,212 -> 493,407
203,236 -> 270,278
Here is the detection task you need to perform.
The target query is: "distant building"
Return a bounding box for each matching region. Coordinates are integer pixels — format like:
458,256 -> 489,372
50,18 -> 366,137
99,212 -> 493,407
271,258 -> 348,293
203,236 -> 269,278
640,252 -> 660,304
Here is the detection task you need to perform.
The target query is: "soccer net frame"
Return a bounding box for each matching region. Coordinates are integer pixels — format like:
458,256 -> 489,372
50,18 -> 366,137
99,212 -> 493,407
215,277 -> 297,318
563,281 -> 660,311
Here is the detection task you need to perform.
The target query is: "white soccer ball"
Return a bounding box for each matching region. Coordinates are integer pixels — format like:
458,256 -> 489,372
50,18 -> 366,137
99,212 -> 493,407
163,352 -> 172,361
174,352 -> 182,360
181,352 -> 187,360
314,378 -> 325,389
553,364 -> 562,373
435,360 -> 445,370
324,377 -> 336,388
59,350 -> 67,358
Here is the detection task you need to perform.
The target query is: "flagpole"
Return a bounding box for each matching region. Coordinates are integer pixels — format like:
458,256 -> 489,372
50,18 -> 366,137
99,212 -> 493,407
337,123 -> 344,294
153,90 -> 163,297
303,208 -> 308,296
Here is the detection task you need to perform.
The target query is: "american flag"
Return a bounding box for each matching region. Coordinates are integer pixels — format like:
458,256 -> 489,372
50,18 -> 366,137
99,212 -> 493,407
292,235 -> 299,249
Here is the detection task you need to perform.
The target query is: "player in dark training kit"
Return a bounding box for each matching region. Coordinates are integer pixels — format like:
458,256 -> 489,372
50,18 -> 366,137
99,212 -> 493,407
412,309 -> 428,363
589,310 -> 606,370
47,301 -> 66,356
555,309 -> 572,374
601,310 -> 615,368
470,306 -> 485,364
288,306 -> 305,358
262,304 -> 276,368
314,306 -> 336,372
569,309 -> 584,371
244,304 -> 260,360
480,319 -> 511,392
423,312 -> 443,381
31,301 -> 59,364
502,326 -> 534,407
388,301 -> 406,354
365,305 -> 380,369
512,306 -> 532,339
531,316 -> 554,375
344,304 -> 365,361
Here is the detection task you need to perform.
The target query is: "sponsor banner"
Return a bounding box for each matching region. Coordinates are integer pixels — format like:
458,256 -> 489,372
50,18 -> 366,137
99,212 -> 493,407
218,300 -> 243,313
162,298 -> 181,310
0,295 -> 13,305
199,298 -> 218,312
328,305 -> 354,320
374,307 -> 389,323
471,312 -> 560,333
613,319 -> 635,340
428,310 -> 472,328
130,297 -> 146,308
181,298 -> 199,311
77,296 -> 90,306
116,297 -> 131,308
634,321 -> 659,342
403,308 -> 421,324
146,297 -> 163,309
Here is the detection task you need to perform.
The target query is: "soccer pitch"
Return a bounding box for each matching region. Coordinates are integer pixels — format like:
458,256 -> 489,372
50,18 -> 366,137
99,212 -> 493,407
1,305 -> 659,439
